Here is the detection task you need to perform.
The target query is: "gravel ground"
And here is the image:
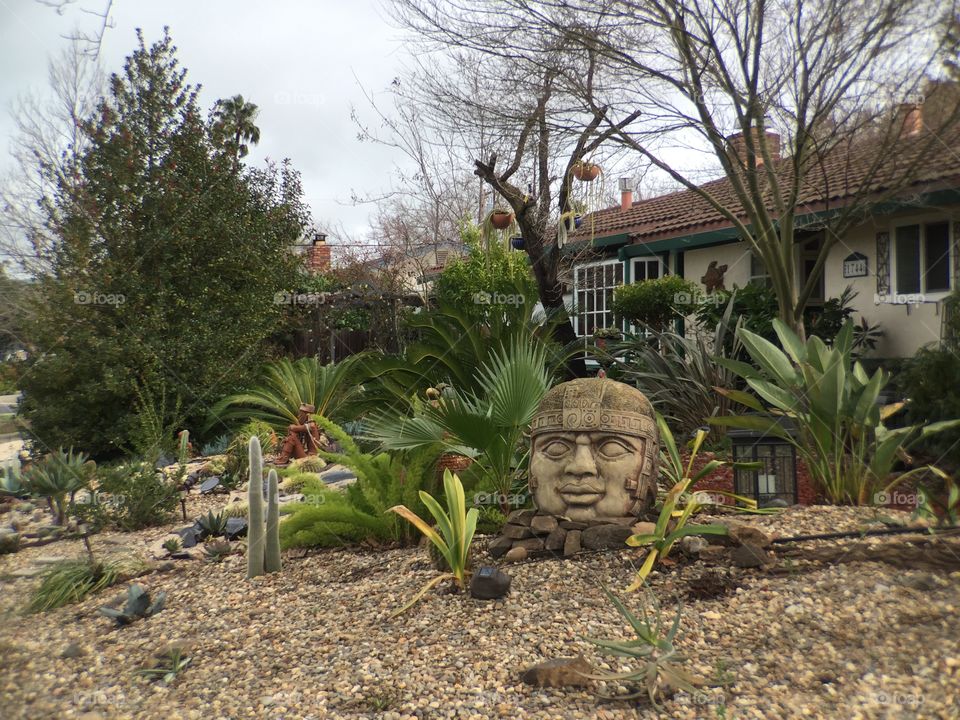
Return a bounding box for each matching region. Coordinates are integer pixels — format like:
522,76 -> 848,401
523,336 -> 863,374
1,504 -> 958,720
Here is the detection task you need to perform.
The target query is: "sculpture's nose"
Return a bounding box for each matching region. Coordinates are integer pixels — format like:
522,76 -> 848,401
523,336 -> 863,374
565,438 -> 598,478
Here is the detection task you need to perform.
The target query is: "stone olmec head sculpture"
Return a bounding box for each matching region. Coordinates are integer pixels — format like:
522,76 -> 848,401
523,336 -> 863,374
529,378 -> 659,522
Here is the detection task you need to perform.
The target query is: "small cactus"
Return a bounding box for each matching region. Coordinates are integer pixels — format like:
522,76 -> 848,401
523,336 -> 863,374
264,469 -> 281,573
246,436 -> 265,578
246,437 -> 282,578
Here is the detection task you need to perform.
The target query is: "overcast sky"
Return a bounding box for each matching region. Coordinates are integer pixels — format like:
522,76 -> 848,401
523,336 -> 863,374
0,0 -> 408,241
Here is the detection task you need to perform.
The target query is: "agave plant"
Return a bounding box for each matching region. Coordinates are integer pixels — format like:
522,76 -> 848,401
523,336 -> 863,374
366,337 -> 551,512
23,448 -> 96,525
712,319 -> 960,505
207,355 -> 364,432
202,539 -> 235,562
585,584 -> 705,707
196,510 -> 228,538
1,462 -> 27,499
98,583 -> 166,625
387,469 -> 478,616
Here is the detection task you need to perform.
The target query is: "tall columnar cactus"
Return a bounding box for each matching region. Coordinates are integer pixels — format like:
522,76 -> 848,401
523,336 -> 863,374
246,438 -> 282,578
265,469 -> 282,573
177,430 -> 190,466
246,436 -> 265,579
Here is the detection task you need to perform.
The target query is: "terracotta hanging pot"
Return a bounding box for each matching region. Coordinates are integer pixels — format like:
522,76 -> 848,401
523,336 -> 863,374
490,209 -> 514,229
572,161 -> 601,182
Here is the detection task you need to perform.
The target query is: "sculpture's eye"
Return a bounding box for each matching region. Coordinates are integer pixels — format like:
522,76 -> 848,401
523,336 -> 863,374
541,440 -> 571,459
597,439 -> 631,459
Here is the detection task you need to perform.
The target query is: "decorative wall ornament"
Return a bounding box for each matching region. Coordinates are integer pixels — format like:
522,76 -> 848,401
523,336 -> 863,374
875,231 -> 890,295
700,260 -> 728,293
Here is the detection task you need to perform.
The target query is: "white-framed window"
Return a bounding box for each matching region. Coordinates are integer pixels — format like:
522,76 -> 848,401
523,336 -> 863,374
632,257 -> 665,282
894,220 -> 951,296
749,252 -> 772,287
574,259 -> 623,336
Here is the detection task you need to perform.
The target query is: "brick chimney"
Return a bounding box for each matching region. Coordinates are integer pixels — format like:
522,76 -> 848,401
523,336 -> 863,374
727,129 -> 781,167
897,103 -> 924,137
619,177 -> 633,211
306,233 -> 331,273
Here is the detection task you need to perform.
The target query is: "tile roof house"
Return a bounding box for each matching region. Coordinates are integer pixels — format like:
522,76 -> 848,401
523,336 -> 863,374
564,111 -> 960,358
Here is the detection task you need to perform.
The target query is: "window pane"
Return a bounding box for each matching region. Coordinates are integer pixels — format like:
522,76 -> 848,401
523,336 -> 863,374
634,261 -> 646,281
615,263 -> 623,283
649,262 -> 659,279
586,292 -> 594,312
896,225 -> 921,294
604,263 -> 612,286
925,222 -> 950,292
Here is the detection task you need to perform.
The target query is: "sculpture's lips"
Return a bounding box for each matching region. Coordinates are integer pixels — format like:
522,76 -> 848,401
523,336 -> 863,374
558,484 -> 604,505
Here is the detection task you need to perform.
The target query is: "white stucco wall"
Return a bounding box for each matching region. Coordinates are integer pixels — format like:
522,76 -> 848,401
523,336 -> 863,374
680,209 -> 957,358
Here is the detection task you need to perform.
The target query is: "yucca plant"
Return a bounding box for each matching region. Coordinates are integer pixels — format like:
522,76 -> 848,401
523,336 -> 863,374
585,584 -> 705,707
711,319 -> 960,505
606,298 -> 744,440
367,337 -> 551,512
626,417 -> 737,590
23,447 -> 96,525
387,469 -> 478,616
207,355 -> 364,432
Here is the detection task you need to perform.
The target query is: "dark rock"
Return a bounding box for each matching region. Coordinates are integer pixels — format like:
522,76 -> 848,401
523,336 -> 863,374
563,529 -> 582,557
501,523 -> 534,540
319,469 -> 356,484
731,542 -> 772,568
520,656 -> 594,688
224,517 -> 247,540
0,529 -> 20,554
530,515 -> 559,535
469,566 -> 512,599
503,546 -> 527,563
487,535 -> 514,559
697,545 -> 728,562
581,524 -> 633,550
544,527 -> 567,552
679,535 -> 709,557
505,509 -> 536,526
603,516 -> 639,526
199,477 -> 221,494
175,526 -> 199,548
155,454 -> 174,469
559,520 -> 588,531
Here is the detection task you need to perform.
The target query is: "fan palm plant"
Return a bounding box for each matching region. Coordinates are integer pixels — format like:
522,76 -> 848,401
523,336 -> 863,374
207,355 -> 363,432
366,337 -> 552,512
211,94 -> 260,162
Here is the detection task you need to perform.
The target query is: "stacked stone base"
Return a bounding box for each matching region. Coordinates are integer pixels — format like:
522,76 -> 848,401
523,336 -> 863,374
489,509 -> 651,562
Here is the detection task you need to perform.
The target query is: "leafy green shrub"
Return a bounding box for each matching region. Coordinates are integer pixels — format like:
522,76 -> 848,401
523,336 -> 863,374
18,31 -> 307,458
24,448 -> 96,525
73,462 -> 179,532
280,417 -> 443,548
613,275 -> 698,331
900,347 -> 960,470
0,361 -> 21,394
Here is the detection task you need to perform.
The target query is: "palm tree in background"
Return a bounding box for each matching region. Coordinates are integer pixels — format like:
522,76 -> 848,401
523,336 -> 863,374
212,94 -> 261,166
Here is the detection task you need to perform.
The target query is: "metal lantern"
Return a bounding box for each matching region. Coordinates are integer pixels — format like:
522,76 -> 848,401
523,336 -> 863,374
728,422 -> 798,506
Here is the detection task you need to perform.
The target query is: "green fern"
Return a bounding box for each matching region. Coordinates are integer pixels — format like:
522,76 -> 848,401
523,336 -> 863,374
279,416 -> 443,549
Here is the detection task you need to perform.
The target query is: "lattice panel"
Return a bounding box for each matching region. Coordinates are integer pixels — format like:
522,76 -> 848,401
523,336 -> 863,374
875,231 -> 890,295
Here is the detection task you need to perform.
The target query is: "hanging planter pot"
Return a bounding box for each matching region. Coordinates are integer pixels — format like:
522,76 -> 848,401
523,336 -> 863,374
490,209 -> 514,230
574,214 -> 583,228
510,236 -> 525,250
572,161 -> 601,182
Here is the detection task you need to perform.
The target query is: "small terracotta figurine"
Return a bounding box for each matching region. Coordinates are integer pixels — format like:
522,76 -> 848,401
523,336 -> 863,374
701,260 -> 728,293
275,403 -> 325,465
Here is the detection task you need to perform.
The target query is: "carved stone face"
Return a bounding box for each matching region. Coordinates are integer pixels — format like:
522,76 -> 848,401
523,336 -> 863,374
528,378 -> 659,522
531,431 -> 647,521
